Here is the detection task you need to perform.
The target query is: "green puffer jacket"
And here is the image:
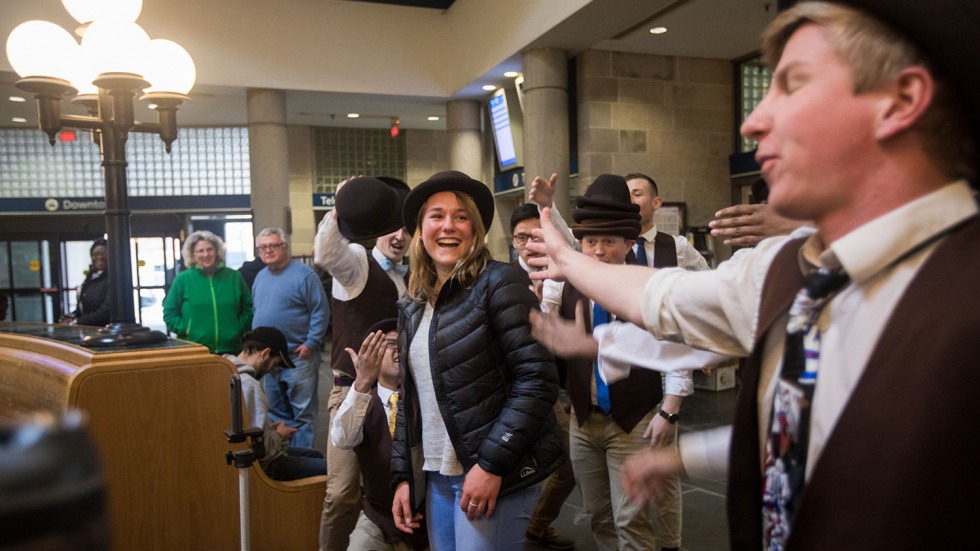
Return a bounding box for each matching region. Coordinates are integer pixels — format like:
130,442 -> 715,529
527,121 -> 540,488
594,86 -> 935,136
163,264 -> 253,354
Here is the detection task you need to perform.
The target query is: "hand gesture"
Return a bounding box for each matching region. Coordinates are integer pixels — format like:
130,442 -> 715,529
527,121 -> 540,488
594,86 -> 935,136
529,172 -> 558,209
622,447 -> 685,506
345,330 -> 386,394
529,301 -> 598,360
642,413 -> 678,449
708,203 -> 807,247
526,207 -> 574,282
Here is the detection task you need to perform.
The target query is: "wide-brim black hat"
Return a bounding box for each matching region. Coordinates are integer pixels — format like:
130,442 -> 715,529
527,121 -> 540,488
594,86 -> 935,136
571,174 -> 641,240
402,170 -> 495,236
824,0 -> 979,174
243,327 -> 295,369
335,176 -> 410,241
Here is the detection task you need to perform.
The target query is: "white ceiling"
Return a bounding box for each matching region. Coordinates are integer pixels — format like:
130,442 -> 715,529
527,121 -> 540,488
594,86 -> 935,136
0,0 -> 775,131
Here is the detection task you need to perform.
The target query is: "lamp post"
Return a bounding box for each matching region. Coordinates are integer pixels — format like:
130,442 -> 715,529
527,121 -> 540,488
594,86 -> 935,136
5,0 -> 195,340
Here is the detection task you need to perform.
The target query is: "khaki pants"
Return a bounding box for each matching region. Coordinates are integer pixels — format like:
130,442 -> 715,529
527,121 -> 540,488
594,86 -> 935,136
570,408 -> 659,551
319,383 -> 362,551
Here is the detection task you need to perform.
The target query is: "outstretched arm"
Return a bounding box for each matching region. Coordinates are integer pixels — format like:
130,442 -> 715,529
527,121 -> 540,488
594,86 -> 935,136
528,207 -> 654,326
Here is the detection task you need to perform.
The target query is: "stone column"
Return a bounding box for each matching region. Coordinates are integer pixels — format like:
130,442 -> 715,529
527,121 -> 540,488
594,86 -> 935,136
522,47 -> 570,210
446,100 -> 483,179
247,88 -> 290,235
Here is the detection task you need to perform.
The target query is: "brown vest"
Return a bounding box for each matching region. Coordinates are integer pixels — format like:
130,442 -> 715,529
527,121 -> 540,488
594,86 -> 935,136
559,283 -> 664,433
728,218 -> 980,550
330,254 -> 401,378
632,231 -> 679,267
354,387 -> 428,550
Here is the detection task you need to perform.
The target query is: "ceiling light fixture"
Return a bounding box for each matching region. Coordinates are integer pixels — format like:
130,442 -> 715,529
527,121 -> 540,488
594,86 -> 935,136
347,112 -> 359,118
482,84 -> 497,91
12,117 -> 27,123
427,116 -> 439,121
504,71 -> 519,78
650,26 -> 668,34
9,95 -> 27,102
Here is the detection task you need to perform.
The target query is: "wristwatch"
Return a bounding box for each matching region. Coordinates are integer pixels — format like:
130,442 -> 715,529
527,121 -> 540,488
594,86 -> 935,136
658,409 -> 680,424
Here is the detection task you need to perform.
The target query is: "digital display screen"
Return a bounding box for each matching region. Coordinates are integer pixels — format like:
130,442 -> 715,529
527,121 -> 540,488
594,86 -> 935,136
489,91 -> 518,169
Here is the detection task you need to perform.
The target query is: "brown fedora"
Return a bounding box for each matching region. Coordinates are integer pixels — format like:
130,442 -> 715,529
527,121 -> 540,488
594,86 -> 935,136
335,176 -> 410,240
402,170 -> 495,236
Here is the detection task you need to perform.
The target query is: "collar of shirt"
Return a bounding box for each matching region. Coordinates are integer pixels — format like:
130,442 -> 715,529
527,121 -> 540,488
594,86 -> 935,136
372,247 -> 404,274
800,180 -> 977,285
639,226 -> 659,244
377,383 -> 396,406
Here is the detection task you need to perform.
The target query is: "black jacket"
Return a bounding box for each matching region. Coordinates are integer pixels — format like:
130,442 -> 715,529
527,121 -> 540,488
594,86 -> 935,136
72,269 -> 110,326
391,261 -> 565,511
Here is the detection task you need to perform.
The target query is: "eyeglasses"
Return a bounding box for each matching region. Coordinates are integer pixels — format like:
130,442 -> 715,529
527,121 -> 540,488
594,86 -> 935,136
513,233 -> 542,245
384,338 -> 399,360
257,243 -> 287,252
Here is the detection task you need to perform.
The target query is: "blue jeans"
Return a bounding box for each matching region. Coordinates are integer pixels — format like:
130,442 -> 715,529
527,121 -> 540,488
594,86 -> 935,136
264,446 -> 326,481
263,349 -> 319,448
425,472 -> 541,551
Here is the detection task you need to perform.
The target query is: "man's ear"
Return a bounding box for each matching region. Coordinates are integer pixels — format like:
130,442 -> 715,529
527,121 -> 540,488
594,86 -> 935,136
875,65 -> 935,141
652,196 -> 663,210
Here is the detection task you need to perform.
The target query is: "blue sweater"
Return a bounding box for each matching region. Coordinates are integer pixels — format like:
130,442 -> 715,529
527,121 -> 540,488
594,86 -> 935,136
251,260 -> 329,350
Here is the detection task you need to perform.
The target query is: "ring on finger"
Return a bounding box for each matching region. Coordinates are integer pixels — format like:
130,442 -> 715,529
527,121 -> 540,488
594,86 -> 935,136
468,503 -> 478,508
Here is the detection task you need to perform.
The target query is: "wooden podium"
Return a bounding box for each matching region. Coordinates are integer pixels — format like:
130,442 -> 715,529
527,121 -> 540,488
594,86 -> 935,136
0,322 -> 324,551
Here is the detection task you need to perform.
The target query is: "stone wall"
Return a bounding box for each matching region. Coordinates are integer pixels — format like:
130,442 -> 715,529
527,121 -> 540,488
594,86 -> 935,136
576,50 -> 734,231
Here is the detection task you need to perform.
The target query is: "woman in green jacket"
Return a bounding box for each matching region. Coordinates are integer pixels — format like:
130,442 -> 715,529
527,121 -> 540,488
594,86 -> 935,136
163,230 -> 253,354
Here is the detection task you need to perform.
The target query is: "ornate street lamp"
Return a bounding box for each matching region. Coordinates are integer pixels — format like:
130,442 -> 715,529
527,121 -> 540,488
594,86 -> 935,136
5,0 -> 195,344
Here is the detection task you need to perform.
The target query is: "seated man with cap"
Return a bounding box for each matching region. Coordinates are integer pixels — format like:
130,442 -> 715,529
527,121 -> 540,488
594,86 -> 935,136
331,318 -> 428,551
313,176 -> 411,551
540,174 -> 692,551
224,327 -> 326,481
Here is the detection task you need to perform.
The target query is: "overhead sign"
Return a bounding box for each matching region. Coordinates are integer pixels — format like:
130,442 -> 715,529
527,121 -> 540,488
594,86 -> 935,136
0,196 -> 251,214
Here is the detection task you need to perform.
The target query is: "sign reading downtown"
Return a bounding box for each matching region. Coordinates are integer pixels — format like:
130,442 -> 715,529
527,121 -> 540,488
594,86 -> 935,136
0,196 -> 251,214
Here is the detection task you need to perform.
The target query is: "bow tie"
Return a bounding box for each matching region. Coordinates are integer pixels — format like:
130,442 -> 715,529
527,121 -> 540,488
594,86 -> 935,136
380,257 -> 408,277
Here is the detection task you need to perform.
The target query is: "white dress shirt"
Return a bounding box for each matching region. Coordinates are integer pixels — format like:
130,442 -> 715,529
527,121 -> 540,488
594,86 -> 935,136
635,226 -> 710,271
331,381 -> 397,449
313,211 -> 406,302
645,181 -> 977,478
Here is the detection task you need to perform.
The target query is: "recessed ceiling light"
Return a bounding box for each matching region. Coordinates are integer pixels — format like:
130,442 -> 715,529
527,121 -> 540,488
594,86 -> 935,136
9,96 -> 26,103
482,84 -> 497,91
427,116 -> 440,121
504,71 -> 519,78
12,117 -> 28,123
650,26 -> 668,35
148,103 -> 158,110
347,113 -> 360,118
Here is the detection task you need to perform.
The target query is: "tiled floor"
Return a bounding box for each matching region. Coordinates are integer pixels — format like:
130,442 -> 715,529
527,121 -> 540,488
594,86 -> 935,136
313,344 -> 738,551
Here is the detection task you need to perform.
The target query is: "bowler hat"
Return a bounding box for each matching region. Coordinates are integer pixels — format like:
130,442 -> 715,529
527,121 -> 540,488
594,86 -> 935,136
335,176 -> 410,240
402,170 -> 495,236
571,174 -> 641,240
823,0 -> 980,173
364,318 -> 398,342
243,327 -> 295,369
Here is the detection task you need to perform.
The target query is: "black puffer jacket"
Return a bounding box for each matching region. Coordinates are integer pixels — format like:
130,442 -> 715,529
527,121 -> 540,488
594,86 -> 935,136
391,261 -> 565,511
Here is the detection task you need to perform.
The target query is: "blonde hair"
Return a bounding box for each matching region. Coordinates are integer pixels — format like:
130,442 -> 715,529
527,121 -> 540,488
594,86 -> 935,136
182,230 -> 225,268
763,2 -> 975,181
407,191 -> 492,304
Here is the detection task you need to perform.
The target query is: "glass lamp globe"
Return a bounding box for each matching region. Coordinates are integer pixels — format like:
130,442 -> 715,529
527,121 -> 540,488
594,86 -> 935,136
80,19 -> 150,78
142,39 -> 196,95
62,0 -> 143,24
5,20 -> 79,81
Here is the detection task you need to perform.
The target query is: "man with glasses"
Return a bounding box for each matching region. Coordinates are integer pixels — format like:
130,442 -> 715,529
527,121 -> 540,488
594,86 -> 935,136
252,227 -> 330,449
331,319 -> 428,551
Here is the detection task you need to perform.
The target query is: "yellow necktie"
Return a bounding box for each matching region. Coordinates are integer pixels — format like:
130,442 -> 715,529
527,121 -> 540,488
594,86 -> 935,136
387,392 -> 399,437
